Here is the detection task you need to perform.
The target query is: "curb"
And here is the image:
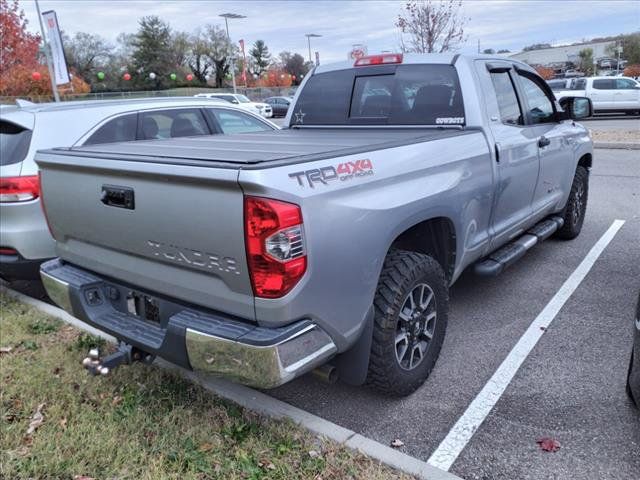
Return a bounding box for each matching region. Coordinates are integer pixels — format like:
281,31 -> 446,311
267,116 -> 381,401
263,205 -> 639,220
593,142 -> 640,150
1,286 -> 462,480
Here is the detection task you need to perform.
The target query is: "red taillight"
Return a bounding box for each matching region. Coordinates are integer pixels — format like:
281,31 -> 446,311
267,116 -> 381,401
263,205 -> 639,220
244,196 -> 307,298
0,247 -> 18,255
0,175 -> 40,203
354,53 -> 403,66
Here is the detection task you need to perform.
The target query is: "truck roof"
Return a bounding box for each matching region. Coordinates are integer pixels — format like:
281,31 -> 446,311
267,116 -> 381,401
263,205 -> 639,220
315,53 -> 533,74
45,128 -> 476,169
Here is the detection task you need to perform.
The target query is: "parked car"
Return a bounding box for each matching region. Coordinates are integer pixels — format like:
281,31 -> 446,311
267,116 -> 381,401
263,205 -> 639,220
554,76 -> 640,115
0,97 -> 277,281
194,93 -> 273,118
547,79 -> 572,91
37,53 -> 592,395
263,96 -> 294,117
627,293 -> 640,408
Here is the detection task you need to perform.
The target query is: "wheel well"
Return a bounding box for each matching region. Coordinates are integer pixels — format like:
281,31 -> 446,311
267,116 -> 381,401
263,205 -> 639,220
578,153 -> 592,170
389,217 -> 456,281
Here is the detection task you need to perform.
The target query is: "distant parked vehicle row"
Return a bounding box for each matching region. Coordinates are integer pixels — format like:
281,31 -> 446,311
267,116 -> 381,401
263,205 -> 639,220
551,76 -> 640,115
0,97 -> 278,281
194,93 -> 273,118
263,96 -> 294,117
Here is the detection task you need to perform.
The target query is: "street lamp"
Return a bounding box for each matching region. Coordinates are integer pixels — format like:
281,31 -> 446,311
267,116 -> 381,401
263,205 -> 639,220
305,33 -> 322,65
220,13 -> 246,94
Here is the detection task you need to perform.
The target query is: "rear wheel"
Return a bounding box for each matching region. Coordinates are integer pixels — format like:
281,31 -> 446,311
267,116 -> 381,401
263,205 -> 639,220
556,166 -> 589,240
366,250 -> 448,396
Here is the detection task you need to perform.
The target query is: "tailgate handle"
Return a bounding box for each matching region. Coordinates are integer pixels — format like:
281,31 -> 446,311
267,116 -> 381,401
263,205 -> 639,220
101,185 -> 135,210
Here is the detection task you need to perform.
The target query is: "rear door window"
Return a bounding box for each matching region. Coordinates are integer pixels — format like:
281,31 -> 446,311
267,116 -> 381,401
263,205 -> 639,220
210,109 -> 272,134
615,78 -> 637,89
84,113 -> 137,145
490,72 -> 523,125
140,109 -> 209,140
592,79 -> 615,90
0,121 -> 33,166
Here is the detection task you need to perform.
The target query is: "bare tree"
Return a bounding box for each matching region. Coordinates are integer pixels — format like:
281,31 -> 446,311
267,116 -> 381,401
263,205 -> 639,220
187,28 -> 213,83
204,24 -> 233,88
396,0 -> 467,53
63,32 -> 113,80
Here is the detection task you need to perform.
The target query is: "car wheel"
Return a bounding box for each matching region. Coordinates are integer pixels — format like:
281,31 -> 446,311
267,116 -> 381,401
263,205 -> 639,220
366,249 -> 448,396
556,166 -> 589,240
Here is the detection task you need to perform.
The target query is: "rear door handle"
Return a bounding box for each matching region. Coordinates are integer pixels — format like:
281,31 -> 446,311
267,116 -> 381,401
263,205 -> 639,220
538,136 -> 550,148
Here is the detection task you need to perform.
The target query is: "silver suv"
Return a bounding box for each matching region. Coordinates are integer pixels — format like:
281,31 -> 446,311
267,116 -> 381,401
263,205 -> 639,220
0,97 -> 277,280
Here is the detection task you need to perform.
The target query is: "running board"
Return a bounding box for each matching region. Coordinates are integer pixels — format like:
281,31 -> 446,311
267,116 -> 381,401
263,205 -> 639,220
475,216 -> 564,276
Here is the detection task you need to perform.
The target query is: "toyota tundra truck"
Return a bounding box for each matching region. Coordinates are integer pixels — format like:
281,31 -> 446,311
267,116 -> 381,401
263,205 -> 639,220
36,54 -> 593,396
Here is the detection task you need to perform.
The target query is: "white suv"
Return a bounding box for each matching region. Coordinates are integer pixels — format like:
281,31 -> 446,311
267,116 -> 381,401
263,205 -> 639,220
0,97 -> 277,281
194,93 -> 273,118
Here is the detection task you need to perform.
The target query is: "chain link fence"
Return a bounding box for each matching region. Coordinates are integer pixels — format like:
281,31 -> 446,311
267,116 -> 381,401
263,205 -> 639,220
1,86 -> 298,105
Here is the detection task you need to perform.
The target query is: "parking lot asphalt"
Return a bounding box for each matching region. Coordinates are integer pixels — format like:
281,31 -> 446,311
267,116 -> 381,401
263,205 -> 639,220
270,148 -> 640,480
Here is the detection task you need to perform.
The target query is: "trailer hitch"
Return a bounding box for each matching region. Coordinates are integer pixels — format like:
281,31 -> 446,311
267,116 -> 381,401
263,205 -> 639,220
82,343 -> 155,376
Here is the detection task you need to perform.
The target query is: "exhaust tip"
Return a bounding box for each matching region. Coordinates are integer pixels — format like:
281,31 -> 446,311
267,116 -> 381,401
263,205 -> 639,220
312,364 -> 338,384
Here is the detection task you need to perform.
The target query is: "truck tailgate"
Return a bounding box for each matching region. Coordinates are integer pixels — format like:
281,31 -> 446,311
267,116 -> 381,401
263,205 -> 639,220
36,151 -> 255,320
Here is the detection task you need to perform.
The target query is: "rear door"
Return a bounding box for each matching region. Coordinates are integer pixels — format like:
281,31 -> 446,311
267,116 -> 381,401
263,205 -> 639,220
477,61 -> 540,246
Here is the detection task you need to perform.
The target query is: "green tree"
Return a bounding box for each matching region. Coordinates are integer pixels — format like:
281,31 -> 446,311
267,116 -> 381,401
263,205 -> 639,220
482,48 -> 495,54
249,39 -> 271,76
608,33 -> 640,65
578,48 -> 594,75
278,51 -> 309,85
131,16 -> 173,89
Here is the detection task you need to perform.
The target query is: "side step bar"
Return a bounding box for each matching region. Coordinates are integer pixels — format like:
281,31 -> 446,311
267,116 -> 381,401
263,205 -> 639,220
475,216 -> 564,276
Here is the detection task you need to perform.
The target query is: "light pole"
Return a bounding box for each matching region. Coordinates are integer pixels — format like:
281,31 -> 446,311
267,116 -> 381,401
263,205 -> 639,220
305,33 -> 322,65
220,13 -> 246,94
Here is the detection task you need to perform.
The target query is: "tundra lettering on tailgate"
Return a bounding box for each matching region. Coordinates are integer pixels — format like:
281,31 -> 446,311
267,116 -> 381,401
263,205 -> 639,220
289,159 -> 374,188
147,240 -> 241,275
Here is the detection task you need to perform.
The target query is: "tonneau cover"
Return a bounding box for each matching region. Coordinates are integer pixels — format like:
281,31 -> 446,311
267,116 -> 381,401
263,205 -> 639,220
44,128 -> 471,167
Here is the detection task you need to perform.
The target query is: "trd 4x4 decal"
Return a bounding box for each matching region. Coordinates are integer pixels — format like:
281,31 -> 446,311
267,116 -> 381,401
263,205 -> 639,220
289,159 -> 374,188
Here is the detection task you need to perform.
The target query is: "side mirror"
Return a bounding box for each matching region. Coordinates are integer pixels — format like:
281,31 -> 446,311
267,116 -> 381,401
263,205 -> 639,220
559,96 -> 592,120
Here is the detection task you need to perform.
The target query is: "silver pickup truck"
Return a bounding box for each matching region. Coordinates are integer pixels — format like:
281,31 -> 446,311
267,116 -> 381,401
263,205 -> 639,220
37,54 -> 593,396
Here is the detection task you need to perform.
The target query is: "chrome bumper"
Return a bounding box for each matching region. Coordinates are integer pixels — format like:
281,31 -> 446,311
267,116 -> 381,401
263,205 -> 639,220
185,324 -> 336,388
40,259 -> 336,389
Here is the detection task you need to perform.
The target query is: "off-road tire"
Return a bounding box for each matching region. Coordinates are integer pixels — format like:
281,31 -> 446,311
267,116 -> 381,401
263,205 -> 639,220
556,166 -> 589,240
366,250 -> 448,396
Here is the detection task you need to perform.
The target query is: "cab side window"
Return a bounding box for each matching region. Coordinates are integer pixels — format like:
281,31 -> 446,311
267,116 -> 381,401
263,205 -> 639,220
84,113 -> 137,145
593,79 -> 614,90
517,74 -> 556,124
490,72 -> 523,125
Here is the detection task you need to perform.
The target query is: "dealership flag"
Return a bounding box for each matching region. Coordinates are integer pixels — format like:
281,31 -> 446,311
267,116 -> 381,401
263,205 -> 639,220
41,11 -> 70,85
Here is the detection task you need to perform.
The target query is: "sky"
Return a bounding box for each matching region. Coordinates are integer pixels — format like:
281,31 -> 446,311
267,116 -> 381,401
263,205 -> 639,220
19,0 -> 640,63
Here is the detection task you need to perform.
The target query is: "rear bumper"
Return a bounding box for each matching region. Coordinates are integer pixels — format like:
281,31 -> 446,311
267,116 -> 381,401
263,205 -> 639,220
40,259 -> 336,388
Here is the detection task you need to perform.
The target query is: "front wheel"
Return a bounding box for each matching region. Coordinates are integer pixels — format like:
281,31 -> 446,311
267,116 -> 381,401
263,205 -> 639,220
556,166 -> 589,240
366,250 -> 448,396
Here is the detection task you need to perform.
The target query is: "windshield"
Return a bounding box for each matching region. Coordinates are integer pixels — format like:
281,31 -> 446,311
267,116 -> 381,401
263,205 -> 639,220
0,121 -> 33,166
292,64 -> 465,126
236,95 -> 251,103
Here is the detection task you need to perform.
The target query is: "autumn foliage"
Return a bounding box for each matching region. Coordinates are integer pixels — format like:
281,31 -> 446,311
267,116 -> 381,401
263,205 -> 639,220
0,0 -> 90,97
623,64 -> 640,77
245,67 -> 293,87
535,66 -> 555,80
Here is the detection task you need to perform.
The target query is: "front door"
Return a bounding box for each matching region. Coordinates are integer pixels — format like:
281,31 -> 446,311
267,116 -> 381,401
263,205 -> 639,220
514,72 -> 575,216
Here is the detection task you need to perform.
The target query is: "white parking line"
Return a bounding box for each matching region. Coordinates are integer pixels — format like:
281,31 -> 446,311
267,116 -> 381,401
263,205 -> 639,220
428,219 -> 626,471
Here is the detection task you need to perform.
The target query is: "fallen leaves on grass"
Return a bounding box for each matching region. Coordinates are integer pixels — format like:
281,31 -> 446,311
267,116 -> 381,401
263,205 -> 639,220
308,449 -> 321,458
536,437 -> 561,452
258,459 -> 276,470
73,476 -> 96,480
0,346 -> 13,354
26,403 -> 46,435
59,417 -> 68,430
390,439 -> 404,448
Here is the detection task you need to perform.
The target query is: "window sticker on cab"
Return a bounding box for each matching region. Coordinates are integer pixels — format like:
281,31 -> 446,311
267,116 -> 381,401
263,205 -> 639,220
435,117 -> 465,124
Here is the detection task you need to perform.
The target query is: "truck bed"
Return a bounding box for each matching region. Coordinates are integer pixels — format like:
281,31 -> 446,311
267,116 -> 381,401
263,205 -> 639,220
46,128 -> 474,168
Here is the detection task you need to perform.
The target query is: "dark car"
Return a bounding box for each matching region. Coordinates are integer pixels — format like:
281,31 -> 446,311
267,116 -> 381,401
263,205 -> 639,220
263,96 -> 293,117
627,293 -> 640,407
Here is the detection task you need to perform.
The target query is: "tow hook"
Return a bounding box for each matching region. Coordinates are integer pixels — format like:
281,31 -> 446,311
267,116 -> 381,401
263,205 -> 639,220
82,344 -> 155,376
